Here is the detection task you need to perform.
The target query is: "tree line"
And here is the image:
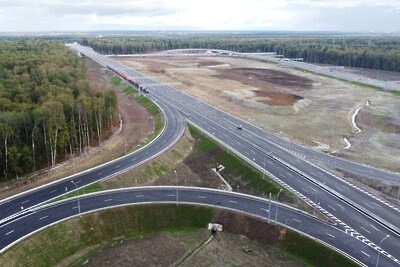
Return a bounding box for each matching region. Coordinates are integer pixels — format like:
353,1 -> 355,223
82,35 -> 400,72
0,40 -> 118,180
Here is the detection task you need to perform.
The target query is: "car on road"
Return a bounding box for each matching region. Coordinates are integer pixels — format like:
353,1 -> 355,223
237,125 -> 243,130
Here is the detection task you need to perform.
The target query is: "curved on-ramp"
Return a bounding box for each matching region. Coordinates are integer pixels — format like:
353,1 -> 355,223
0,186 -> 387,266
0,85 -> 186,226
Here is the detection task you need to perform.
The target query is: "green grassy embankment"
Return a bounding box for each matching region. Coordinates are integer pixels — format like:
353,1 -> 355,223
111,76 -> 122,86
188,124 -> 300,206
276,230 -> 359,267
294,67 -> 383,91
0,205 -> 214,267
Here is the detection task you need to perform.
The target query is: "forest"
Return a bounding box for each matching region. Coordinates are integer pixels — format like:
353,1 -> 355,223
83,35 -> 400,72
0,40 -> 118,180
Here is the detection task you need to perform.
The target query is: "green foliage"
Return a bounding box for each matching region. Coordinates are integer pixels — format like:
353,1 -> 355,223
87,35 -> 400,72
391,90 -> 400,96
188,124 -> 291,201
0,204 -> 213,267
111,76 -> 122,86
0,40 -> 119,180
124,85 -> 137,95
277,231 -> 359,267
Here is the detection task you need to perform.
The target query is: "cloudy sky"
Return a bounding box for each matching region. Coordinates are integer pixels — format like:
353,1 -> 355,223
0,0 -> 399,32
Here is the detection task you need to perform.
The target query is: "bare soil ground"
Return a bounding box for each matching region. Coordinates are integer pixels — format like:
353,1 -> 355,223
82,211 -> 304,267
116,55 -> 400,174
0,59 -> 153,200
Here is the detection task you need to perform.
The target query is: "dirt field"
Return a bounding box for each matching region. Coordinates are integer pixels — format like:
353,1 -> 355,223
0,59 -> 153,200
81,211 -> 304,267
116,55 -> 400,174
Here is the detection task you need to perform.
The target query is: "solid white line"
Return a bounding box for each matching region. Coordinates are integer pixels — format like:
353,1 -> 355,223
39,216 -> 48,220
336,203 -> 345,210
360,226 -> 370,234
292,218 -> 301,223
361,251 -> 370,258
326,233 -> 335,238
369,224 -> 380,232
5,230 -> 14,236
364,203 -> 375,210
229,200 -> 237,204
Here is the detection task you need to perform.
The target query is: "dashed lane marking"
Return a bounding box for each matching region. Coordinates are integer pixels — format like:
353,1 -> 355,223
5,230 -> 14,236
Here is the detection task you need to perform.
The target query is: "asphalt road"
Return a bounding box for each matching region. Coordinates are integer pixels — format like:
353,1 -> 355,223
0,98 -> 185,223
66,44 -> 400,265
0,44 -> 398,266
0,186 -> 393,267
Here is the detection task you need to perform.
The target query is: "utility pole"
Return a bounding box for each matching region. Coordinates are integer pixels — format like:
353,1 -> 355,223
275,189 -> 283,224
268,192 -> 271,221
376,235 -> 390,267
71,180 -> 81,216
313,188 -> 318,216
174,170 -> 178,206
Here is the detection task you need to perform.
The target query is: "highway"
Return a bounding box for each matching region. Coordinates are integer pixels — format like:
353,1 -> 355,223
67,44 -> 400,265
0,186 -> 393,267
0,43 -> 398,266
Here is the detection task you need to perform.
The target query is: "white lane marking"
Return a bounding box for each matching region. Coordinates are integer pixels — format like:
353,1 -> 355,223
97,172 -> 103,176
115,165 -> 121,169
328,205 -> 336,211
292,218 -> 301,223
364,203 -> 375,210
39,216 -> 48,220
336,203 -> 345,210
360,226 -> 371,234
229,200 -> 238,204
260,208 -> 269,213
104,199 -> 113,202
72,206 -> 79,209
287,172 -> 293,177
167,194 -> 175,197
131,158 -> 136,163
301,187 -> 309,193
75,180 -> 81,184
361,251 -> 371,258
197,196 -> 207,199
369,224 -> 380,232
50,189 -> 57,194
21,200 -> 30,205
136,195 -> 144,198
326,233 -> 335,238
5,230 -> 14,236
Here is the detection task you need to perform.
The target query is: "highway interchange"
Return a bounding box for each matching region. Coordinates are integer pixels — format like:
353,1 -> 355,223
0,44 -> 399,266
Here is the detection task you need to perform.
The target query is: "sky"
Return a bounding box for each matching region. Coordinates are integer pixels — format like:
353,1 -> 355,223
0,0 -> 399,32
